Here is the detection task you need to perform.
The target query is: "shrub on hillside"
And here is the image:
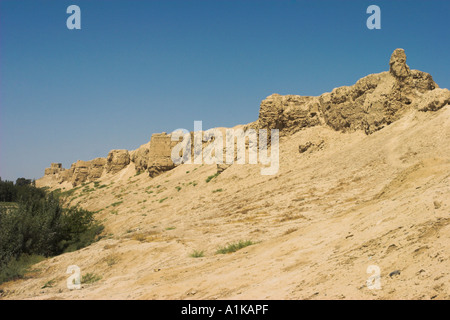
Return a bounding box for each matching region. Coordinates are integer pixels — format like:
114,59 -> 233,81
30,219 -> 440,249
0,181 -> 104,284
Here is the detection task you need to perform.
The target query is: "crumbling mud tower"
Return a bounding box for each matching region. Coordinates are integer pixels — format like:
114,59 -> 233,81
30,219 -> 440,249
44,163 -> 63,175
147,133 -> 176,177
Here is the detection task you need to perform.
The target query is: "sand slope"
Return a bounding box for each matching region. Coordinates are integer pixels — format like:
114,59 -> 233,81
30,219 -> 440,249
1,105 -> 449,300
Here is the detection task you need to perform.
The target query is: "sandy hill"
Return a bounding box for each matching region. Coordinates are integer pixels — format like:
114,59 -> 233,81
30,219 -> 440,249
1,49 -> 449,300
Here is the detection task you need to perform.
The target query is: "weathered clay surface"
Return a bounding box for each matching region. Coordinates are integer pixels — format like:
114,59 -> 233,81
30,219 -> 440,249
39,49 -> 449,186
258,49 -> 444,135
106,150 -> 130,174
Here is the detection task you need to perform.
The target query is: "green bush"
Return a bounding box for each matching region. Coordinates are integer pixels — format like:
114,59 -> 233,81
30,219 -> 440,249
111,201 -> 123,207
216,240 -> 254,254
0,179 -> 45,203
0,183 -> 104,284
81,272 -> 102,284
190,250 -> 204,258
206,173 -> 220,183
56,186 -> 81,198
0,254 -> 45,284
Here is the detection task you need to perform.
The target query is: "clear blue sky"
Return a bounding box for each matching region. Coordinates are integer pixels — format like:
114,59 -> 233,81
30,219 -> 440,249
0,0 -> 449,181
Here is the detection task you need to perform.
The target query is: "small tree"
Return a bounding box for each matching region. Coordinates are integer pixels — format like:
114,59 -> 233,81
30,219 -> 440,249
15,178 -> 32,187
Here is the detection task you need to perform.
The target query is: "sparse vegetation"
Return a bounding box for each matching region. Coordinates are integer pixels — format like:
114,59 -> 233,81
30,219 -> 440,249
111,201 -> 123,207
105,254 -> 119,267
0,254 -> 45,284
81,272 -> 102,284
216,240 -> 254,254
187,181 -> 198,187
206,172 -> 220,183
175,186 -> 182,192
190,250 -> 204,258
159,197 -> 168,203
41,279 -> 56,289
212,188 -> 223,193
83,187 -> 95,193
57,186 -> 81,198
131,231 -> 157,242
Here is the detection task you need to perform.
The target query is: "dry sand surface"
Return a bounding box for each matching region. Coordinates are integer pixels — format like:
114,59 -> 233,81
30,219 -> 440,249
1,105 -> 449,300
